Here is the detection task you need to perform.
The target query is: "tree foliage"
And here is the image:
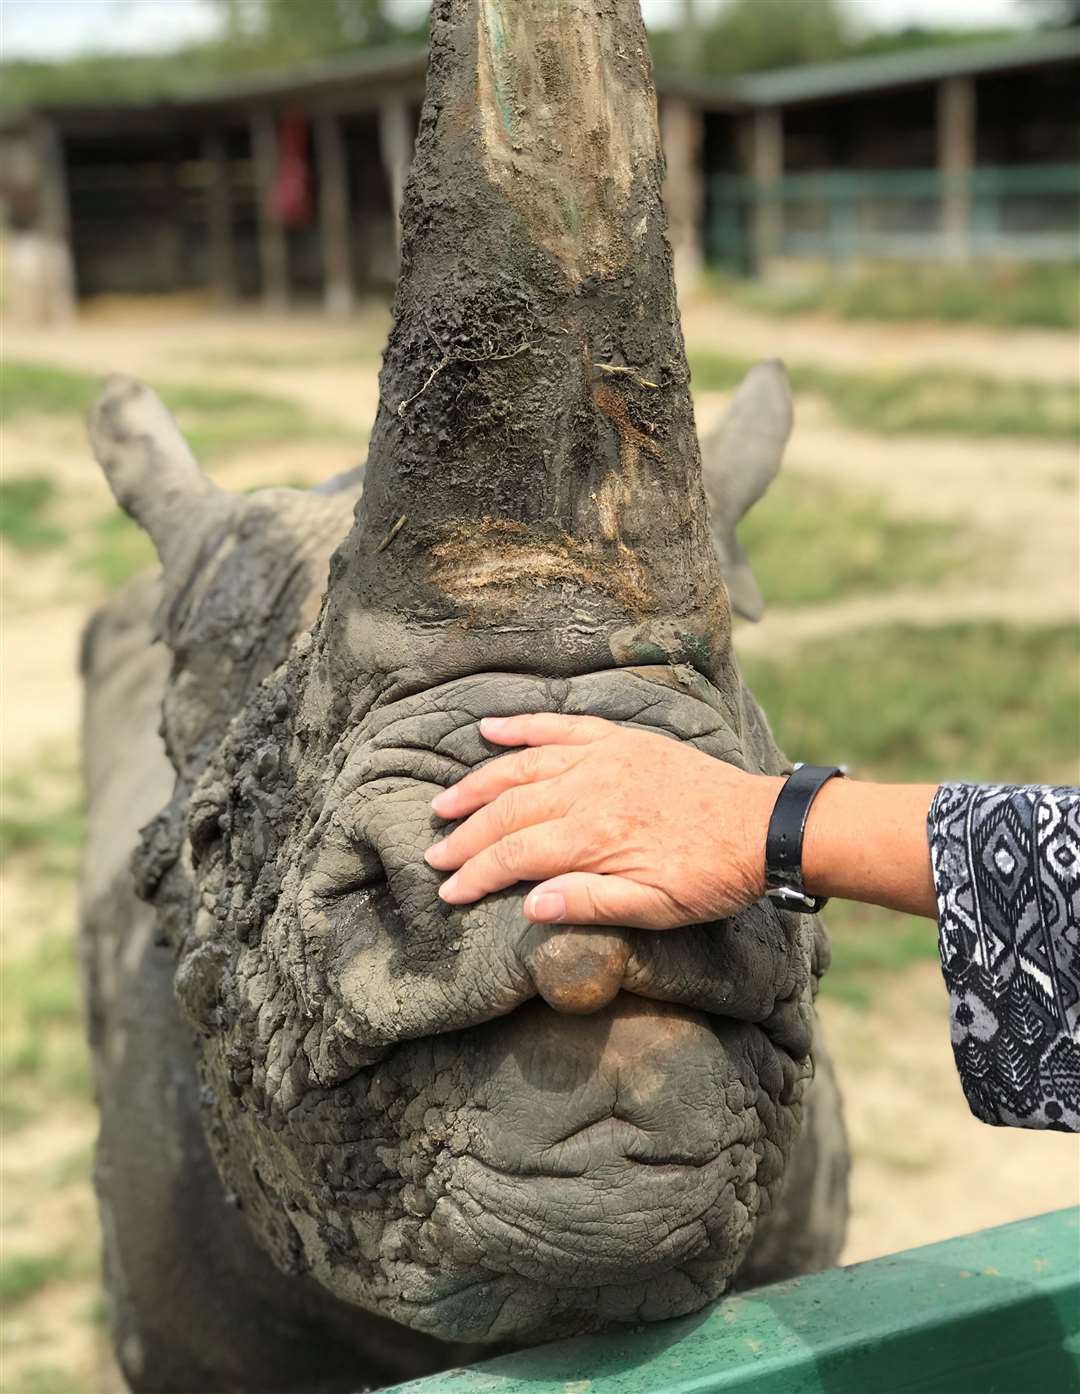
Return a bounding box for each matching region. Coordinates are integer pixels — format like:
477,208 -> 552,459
649,0 -> 1025,77
0,0 -> 1040,111
0,0 -> 425,109
651,0 -> 854,77
210,0 -> 410,63
1022,0 -> 1080,25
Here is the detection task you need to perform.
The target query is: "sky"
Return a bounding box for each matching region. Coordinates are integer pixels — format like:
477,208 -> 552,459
0,0 -> 1036,61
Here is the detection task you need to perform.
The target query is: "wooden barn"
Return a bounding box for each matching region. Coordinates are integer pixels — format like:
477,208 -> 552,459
1,30 -> 1077,321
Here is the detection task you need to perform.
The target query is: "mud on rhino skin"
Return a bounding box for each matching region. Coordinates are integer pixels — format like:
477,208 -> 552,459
80,1 -> 849,1389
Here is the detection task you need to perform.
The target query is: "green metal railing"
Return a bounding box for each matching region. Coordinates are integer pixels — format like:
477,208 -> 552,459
384,1208 -> 1080,1394
708,162 -> 1080,268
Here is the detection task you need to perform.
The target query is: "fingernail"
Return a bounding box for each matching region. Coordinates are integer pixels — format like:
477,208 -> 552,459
438,873 -> 460,902
480,717 -> 510,735
526,891 -> 566,922
424,842 -> 448,867
431,789 -> 454,814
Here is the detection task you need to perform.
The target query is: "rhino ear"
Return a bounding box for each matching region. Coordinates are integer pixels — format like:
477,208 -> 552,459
88,375 -> 223,576
720,533 -> 767,625
700,359 -> 793,623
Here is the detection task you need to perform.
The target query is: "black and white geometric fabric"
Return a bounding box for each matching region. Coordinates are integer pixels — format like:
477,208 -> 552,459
928,783 -> 1080,1133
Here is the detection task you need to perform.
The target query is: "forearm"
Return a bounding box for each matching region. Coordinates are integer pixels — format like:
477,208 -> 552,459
771,775 -> 939,919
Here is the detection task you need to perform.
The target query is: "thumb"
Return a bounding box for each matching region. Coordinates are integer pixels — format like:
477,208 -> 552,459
524,873 -> 681,931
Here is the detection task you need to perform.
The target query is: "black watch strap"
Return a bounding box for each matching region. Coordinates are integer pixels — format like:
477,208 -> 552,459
764,763 -> 844,914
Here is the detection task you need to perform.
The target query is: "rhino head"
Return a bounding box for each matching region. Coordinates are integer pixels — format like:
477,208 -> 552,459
89,0 -> 839,1349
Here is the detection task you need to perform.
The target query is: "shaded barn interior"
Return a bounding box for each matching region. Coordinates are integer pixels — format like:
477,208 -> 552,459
61,106 -> 417,303
1,30 -> 1078,320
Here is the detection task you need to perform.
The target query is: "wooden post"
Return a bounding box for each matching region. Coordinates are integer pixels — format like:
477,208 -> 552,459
315,112 -> 354,319
378,96 -> 412,260
30,118 -> 77,321
660,96 -> 705,293
938,75 -> 975,264
250,107 -> 288,310
750,107 -> 783,278
203,129 -> 236,306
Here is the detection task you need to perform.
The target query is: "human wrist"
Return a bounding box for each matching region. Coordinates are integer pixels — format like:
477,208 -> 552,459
800,778 -> 939,917
741,773 -> 786,901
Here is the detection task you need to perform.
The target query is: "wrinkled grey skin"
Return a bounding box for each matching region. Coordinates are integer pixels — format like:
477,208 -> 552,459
81,360 -> 847,1393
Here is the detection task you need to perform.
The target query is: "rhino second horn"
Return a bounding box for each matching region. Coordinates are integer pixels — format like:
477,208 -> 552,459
89,375 -> 221,575
700,359 -> 794,623
525,925 -> 632,1015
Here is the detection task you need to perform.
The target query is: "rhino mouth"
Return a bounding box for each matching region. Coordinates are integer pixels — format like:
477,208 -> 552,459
297,993 -> 805,1343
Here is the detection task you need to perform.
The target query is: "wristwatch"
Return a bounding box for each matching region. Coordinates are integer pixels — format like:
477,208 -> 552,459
764,763 -> 845,914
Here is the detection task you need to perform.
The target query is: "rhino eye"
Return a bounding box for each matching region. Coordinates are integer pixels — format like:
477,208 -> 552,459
308,835 -> 385,901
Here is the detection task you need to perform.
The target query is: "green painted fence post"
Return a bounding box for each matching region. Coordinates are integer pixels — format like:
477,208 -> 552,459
383,1208 -> 1080,1394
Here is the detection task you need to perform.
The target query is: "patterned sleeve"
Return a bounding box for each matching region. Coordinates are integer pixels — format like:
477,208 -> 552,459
927,783 -> 1080,1132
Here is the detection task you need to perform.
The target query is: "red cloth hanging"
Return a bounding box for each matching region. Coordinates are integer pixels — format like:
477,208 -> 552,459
271,111 -> 313,228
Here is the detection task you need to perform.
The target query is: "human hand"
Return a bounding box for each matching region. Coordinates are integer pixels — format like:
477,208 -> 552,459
425,713 -> 783,930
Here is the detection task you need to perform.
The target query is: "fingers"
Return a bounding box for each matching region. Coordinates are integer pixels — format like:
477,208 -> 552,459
478,712 -> 615,748
427,780 -> 566,870
435,819 -> 586,906
524,873 -> 683,931
431,743 -> 580,821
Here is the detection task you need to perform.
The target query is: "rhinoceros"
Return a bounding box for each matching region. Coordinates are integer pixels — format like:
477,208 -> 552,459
79,3 -> 848,1390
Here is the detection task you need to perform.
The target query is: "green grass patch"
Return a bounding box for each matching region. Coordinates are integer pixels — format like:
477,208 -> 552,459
160,381 -> 358,461
199,343 -> 381,370
708,263 -> 1080,333
0,1250 -> 77,1308
84,1291 -> 112,1329
1,764 -> 90,1118
742,621 -> 1079,787
743,622 -> 1080,1003
0,477 -> 66,551
1,359 -> 361,461
818,903 -> 938,1007
47,1143 -> 95,1189
4,933 -> 84,1043
1,360 -> 98,420
690,350 -> 1079,441
75,511 -> 156,592
0,778 -> 82,876
15,1367 -> 86,1394
739,473 -> 968,608
1,930 -> 91,1111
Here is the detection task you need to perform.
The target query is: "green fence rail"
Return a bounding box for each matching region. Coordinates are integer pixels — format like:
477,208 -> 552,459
384,1208 -> 1080,1394
709,162 -> 1080,268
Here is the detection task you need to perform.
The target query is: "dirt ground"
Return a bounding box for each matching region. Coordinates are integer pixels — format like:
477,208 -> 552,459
2,295 -> 1077,1392
679,292 -> 1080,386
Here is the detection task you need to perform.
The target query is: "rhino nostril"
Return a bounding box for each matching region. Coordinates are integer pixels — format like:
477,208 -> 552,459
524,926 -> 631,1015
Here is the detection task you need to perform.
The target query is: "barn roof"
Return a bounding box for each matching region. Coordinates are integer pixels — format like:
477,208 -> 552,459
731,28 -> 1080,107
3,28 -> 1079,134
